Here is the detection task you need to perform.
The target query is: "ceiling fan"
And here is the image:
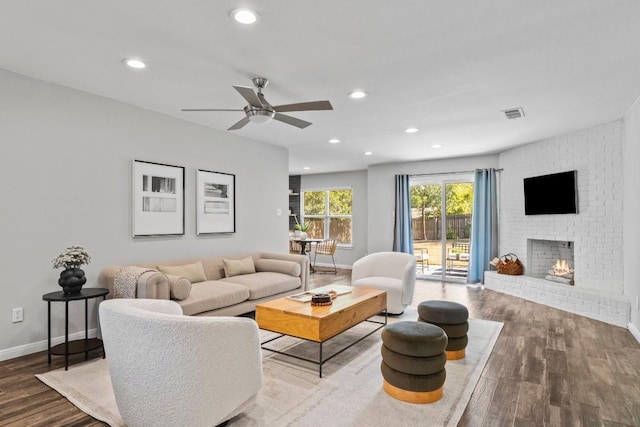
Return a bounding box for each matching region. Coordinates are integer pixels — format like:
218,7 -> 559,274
181,77 -> 333,130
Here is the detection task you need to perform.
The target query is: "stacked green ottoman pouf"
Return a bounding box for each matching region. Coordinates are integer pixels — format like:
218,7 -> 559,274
380,321 -> 447,403
418,300 -> 469,360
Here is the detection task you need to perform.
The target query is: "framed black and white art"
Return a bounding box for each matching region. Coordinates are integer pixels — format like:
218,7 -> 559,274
132,160 -> 185,236
196,169 -> 236,234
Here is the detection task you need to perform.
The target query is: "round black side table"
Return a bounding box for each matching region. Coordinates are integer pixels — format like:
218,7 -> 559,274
42,287 -> 109,370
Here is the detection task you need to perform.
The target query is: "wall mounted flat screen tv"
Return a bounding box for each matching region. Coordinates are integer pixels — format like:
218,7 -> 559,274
524,171 -> 578,215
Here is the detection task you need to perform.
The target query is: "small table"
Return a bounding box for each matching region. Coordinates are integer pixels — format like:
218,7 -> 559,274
289,238 -> 322,255
42,287 -> 109,370
256,285 -> 387,377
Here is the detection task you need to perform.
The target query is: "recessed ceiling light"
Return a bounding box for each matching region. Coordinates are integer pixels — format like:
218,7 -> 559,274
348,90 -> 367,99
230,8 -> 260,24
303,166 -> 311,170
404,127 -> 419,133
328,138 -> 340,144
123,58 -> 146,69
431,144 -> 443,148
364,151 -> 373,156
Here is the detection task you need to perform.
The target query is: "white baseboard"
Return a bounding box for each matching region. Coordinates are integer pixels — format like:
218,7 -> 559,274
629,322 -> 640,344
311,262 -> 352,270
0,328 -> 98,362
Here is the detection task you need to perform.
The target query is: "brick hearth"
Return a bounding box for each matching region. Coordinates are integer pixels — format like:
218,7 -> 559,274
484,271 -> 630,326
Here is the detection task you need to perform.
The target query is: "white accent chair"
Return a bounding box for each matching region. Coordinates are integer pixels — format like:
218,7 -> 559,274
351,252 -> 416,315
99,299 -> 262,427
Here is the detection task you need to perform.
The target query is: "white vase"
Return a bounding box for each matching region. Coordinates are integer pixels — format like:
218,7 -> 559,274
299,231 -> 308,240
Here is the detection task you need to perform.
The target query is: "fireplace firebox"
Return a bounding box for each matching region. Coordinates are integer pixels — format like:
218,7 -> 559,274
526,239 -> 575,285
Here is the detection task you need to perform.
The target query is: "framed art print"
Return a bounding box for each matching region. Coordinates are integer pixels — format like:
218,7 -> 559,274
196,169 -> 236,234
132,160 -> 185,236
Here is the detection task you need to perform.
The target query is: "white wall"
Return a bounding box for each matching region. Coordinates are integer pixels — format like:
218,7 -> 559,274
301,170 -> 368,266
498,120 -> 624,294
366,155 -> 500,254
624,99 -> 640,334
0,69 -> 290,359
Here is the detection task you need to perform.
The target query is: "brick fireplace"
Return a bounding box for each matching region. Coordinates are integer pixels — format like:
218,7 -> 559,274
484,120 -> 630,327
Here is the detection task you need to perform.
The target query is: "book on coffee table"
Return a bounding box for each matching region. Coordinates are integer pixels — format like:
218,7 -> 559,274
286,285 -> 353,302
287,292 -> 315,302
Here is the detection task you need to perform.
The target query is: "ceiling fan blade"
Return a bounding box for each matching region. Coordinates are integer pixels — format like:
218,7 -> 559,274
228,116 -> 251,131
233,85 -> 262,107
181,109 -> 243,112
273,113 -> 312,129
273,100 -> 333,113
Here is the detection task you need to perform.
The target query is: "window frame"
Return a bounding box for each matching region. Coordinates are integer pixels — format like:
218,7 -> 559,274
301,186 -> 353,247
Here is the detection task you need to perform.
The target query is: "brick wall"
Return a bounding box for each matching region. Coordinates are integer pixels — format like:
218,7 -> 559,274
498,120 -> 624,294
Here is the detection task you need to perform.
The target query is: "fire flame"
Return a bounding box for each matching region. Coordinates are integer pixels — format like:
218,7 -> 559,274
552,259 -> 572,275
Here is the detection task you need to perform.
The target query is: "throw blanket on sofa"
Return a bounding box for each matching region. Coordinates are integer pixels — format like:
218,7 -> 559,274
114,267 -> 156,298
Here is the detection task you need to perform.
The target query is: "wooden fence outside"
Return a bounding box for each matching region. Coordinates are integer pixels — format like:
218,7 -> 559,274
412,214 -> 472,241
305,218 -> 352,244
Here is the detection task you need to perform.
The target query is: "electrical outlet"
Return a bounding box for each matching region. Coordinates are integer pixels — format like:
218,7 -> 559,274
12,307 -> 23,323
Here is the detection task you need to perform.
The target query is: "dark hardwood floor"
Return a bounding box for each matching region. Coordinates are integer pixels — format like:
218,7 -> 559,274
1,271 -> 639,426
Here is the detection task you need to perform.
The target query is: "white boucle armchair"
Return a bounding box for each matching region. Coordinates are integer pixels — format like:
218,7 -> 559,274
99,299 -> 262,427
351,252 -> 416,315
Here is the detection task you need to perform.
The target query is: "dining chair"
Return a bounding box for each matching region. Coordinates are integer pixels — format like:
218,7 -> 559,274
289,240 -> 303,255
312,238 -> 338,274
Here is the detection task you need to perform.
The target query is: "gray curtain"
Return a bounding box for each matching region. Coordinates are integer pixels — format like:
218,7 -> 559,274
392,174 -> 414,254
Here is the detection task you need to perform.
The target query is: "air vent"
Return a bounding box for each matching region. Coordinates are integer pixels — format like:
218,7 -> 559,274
502,107 -> 525,120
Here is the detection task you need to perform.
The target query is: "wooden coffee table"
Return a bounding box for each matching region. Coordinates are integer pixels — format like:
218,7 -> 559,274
255,285 -> 387,377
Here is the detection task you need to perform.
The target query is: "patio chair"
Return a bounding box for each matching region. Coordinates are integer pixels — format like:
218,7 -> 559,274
415,248 -> 430,273
446,242 -> 470,272
312,238 -> 338,274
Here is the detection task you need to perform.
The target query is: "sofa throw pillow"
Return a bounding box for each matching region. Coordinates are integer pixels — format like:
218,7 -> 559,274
223,256 -> 256,278
166,275 -> 192,300
157,261 -> 207,283
255,259 -> 301,277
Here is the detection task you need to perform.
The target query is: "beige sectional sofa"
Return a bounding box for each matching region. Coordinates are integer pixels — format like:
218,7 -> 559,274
98,252 -> 310,316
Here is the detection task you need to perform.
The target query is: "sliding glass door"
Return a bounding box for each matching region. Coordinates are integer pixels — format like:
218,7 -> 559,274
411,175 -> 473,282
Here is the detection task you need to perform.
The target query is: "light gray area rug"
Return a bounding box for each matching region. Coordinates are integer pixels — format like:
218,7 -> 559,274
36,315 -> 502,427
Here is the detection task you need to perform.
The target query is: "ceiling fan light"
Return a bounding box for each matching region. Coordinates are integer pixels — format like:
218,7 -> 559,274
231,8 -> 259,24
246,108 -> 274,124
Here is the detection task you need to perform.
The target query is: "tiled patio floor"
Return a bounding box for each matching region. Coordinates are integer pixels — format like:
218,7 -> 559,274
414,240 -> 469,280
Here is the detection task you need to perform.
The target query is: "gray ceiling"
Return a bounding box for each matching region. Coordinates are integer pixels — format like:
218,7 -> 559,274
2,1 -> 639,174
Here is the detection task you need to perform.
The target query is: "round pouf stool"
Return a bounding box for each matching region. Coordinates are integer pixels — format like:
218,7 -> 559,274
418,300 -> 469,360
380,321 -> 447,404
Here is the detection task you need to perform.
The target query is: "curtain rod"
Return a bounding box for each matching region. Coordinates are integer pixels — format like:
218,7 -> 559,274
410,168 -> 503,178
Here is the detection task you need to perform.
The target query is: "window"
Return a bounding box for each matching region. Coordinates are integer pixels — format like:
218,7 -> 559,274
302,188 -> 352,245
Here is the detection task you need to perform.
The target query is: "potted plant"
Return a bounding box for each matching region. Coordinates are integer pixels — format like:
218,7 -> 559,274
52,245 -> 91,294
294,218 -> 310,240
